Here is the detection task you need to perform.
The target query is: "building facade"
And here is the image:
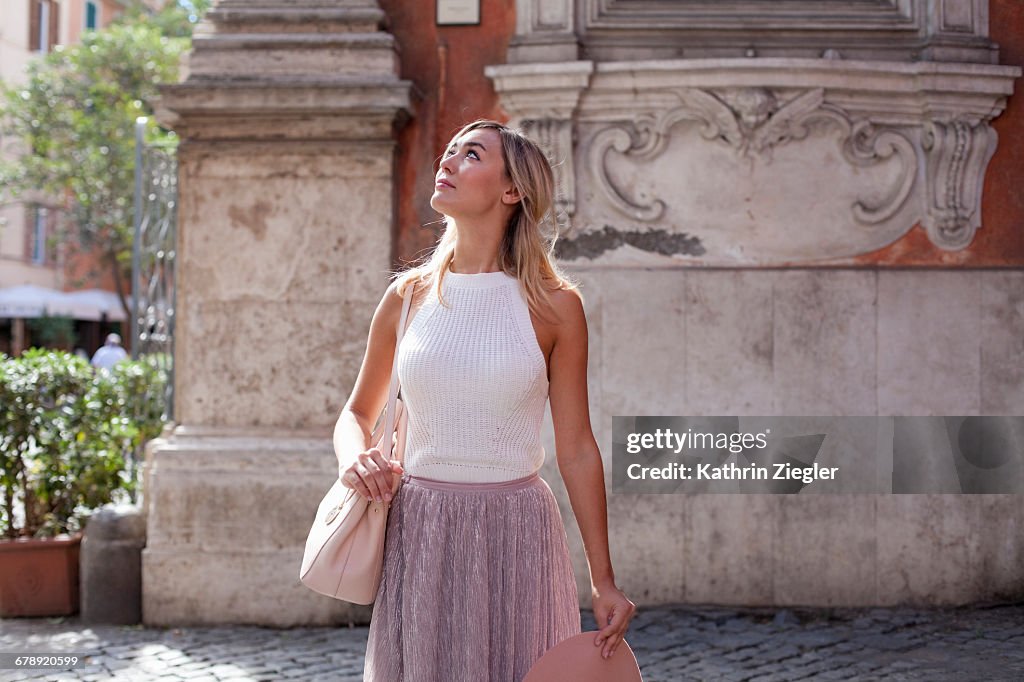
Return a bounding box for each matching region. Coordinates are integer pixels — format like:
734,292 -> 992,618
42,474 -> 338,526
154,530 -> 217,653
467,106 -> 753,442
0,0 -> 161,354
143,0 -> 1024,625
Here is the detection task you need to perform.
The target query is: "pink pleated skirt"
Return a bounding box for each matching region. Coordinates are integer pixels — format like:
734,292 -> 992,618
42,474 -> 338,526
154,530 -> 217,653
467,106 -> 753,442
362,470 -> 582,682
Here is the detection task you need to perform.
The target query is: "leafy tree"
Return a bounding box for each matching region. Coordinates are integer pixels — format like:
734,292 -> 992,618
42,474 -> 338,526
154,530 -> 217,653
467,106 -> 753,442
0,0 -> 211,318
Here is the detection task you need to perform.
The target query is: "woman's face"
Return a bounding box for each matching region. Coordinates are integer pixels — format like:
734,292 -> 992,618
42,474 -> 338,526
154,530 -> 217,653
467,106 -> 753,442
430,128 -> 516,219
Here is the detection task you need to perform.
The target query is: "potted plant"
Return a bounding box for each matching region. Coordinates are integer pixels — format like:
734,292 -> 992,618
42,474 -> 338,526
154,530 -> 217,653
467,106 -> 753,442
0,348 -> 167,617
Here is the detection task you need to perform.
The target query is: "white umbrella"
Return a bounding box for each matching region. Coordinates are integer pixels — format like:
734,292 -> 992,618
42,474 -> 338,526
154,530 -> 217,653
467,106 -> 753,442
0,285 -> 128,321
0,284 -> 76,318
63,288 -> 129,322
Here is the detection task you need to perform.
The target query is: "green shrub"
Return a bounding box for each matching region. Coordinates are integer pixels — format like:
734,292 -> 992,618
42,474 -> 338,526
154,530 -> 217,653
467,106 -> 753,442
0,347 -> 168,538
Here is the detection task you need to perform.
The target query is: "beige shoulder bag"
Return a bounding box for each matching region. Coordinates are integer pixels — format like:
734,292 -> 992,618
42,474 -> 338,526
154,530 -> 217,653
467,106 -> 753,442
298,284 -> 414,603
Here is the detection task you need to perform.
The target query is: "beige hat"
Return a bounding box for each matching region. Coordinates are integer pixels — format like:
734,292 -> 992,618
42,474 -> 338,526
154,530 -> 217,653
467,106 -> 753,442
524,630 -> 644,681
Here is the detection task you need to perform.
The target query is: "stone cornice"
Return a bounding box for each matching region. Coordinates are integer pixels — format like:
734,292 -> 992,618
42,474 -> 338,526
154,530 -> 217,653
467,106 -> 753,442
152,0 -> 412,142
489,56 -> 1020,123
152,80 -> 414,140
198,6 -> 385,33
484,61 -> 593,120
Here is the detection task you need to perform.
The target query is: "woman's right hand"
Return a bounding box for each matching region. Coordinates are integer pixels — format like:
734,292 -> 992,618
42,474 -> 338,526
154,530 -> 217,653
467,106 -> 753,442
339,447 -> 404,503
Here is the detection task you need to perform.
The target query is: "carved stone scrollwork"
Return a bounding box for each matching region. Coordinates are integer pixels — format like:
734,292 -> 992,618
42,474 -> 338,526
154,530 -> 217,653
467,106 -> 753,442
921,118 -> 998,250
843,120 -> 917,227
487,57 -> 1019,264
589,87 -> 918,232
587,123 -> 664,222
520,118 -> 576,230
483,62 -> 592,231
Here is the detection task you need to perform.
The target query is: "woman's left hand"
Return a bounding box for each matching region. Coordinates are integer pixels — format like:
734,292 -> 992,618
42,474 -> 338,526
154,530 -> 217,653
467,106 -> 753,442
591,580 -> 637,660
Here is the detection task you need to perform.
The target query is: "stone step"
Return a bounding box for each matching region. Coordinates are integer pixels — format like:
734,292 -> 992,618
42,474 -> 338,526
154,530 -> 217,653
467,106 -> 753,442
201,6 -> 385,35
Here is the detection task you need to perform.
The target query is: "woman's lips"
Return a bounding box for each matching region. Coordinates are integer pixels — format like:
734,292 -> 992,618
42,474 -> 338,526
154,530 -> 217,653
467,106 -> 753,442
436,180 -> 454,189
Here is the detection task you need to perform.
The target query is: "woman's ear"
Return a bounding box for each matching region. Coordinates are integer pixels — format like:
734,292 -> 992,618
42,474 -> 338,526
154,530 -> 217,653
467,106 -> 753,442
502,183 -> 522,206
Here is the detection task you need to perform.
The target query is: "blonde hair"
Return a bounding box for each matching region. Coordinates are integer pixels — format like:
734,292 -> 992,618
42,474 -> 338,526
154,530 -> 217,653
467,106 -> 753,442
391,119 -> 580,324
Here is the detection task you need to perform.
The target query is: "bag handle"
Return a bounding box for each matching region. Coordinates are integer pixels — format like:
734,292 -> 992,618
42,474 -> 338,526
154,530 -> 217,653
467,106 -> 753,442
380,283 -> 414,459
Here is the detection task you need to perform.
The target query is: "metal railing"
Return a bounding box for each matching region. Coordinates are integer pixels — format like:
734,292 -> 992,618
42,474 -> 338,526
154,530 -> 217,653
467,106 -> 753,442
132,116 -> 177,422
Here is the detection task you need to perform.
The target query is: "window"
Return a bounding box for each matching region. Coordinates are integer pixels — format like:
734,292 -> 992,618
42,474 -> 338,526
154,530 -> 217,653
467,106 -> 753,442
32,207 -> 48,264
28,1 -> 59,53
85,1 -> 98,30
37,0 -> 49,53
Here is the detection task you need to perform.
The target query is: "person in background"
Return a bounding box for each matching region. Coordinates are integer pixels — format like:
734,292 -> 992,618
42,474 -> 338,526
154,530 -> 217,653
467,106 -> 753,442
90,333 -> 128,372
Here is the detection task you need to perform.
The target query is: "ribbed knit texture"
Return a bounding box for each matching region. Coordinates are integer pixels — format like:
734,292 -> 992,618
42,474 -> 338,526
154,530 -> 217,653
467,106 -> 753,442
396,269 -> 549,483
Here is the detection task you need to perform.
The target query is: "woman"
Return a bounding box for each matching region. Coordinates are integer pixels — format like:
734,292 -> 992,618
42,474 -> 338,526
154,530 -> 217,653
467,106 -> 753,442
335,119 -> 636,681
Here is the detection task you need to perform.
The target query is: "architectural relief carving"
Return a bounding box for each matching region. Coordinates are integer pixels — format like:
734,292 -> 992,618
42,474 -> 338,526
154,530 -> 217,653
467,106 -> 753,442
588,88 -> 918,232
921,118 -> 998,250
843,121 -> 917,227
488,58 -> 1020,264
484,61 -> 591,224
519,118 -> 576,224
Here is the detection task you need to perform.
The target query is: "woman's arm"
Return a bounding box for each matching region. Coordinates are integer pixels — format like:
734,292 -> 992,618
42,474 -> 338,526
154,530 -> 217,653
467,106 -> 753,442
548,288 -> 637,660
334,280 -> 406,502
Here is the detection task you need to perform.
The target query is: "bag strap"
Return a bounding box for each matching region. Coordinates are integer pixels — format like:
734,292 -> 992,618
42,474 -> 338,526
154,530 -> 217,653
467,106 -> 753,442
380,283 -> 414,458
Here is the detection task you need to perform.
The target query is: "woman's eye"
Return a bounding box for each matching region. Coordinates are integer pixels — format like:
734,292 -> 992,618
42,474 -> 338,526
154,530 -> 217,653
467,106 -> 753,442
444,148 -> 479,159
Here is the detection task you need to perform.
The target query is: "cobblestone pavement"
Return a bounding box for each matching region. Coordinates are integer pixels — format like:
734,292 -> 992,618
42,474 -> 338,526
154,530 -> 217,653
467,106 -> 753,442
1,602 -> 1022,681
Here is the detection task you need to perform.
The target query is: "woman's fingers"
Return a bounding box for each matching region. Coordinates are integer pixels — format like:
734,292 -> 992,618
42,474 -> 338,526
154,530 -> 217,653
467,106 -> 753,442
602,632 -> 620,659
356,450 -> 387,502
367,448 -> 397,502
599,619 -> 626,659
594,597 -> 637,659
339,449 -> 389,502
340,467 -> 372,501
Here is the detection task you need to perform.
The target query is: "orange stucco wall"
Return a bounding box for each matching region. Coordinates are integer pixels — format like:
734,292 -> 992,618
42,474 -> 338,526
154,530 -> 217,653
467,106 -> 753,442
378,0 -> 516,268
383,1 -> 1024,267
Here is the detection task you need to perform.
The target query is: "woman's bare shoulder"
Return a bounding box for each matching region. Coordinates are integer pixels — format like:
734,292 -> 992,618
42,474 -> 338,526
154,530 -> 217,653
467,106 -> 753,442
550,287 -> 584,317
378,280 -> 403,320
380,278 -> 429,324
539,282 -> 585,336
376,280 -> 411,332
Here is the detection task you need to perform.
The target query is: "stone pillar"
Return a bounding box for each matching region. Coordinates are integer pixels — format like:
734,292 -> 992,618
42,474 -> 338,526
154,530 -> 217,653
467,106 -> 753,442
81,504 -> 146,625
144,0 -> 412,626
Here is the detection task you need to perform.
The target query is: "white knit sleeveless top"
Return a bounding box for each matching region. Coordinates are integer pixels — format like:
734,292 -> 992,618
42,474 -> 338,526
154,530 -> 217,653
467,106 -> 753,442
396,269 -> 549,483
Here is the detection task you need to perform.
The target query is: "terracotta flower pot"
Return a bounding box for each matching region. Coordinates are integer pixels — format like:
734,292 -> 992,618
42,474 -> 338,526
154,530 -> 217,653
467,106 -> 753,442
0,532 -> 82,617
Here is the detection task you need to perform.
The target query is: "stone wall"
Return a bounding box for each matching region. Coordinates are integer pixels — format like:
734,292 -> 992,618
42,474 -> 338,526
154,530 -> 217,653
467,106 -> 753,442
144,1 -> 412,625
560,268 -> 1024,607
489,0 -> 1024,610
